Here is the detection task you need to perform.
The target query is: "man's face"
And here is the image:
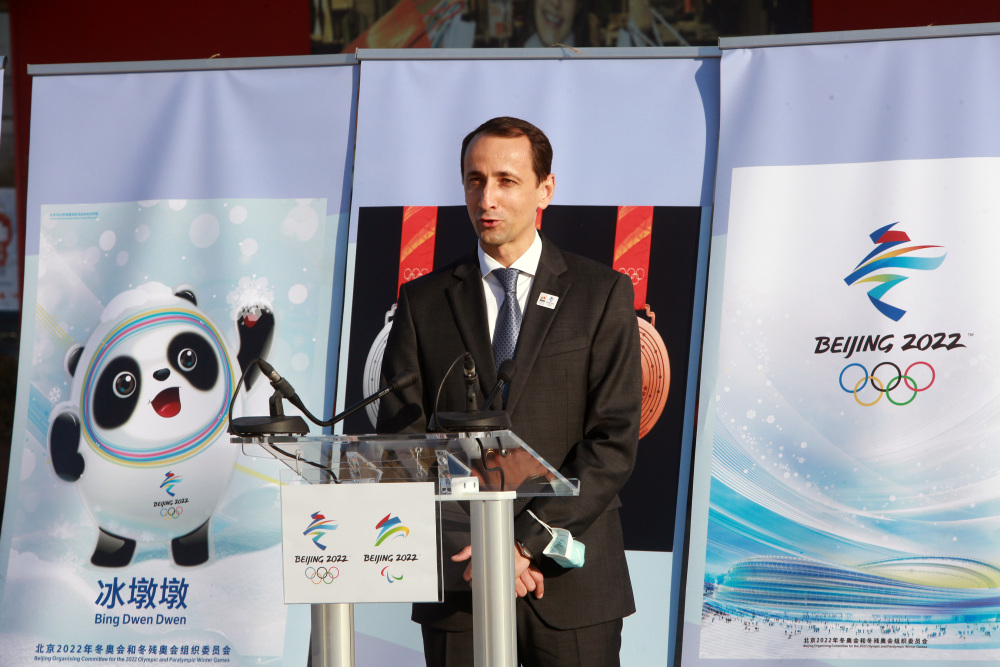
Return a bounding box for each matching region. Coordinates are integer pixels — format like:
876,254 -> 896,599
535,0 -> 576,46
463,133 -> 555,266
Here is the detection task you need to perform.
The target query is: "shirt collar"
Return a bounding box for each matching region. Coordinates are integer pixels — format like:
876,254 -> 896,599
478,230 -> 543,278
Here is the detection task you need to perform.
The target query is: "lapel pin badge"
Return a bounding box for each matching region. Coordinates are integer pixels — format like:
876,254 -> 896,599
536,293 -> 558,309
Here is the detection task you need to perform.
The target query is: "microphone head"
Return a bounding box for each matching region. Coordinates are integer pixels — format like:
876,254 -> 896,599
463,352 -> 476,377
256,358 -> 281,383
498,359 -> 517,384
390,368 -> 418,392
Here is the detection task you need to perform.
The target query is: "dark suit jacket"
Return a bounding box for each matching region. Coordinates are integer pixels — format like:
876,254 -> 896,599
376,235 -> 641,631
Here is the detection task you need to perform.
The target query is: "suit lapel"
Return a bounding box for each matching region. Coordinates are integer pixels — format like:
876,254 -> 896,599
445,257 -> 497,396
505,238 -> 570,414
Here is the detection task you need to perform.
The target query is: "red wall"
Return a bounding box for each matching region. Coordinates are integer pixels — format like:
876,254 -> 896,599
813,1 -> 1000,33
7,0 -> 310,319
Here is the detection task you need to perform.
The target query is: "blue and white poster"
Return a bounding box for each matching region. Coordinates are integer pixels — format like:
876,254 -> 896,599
702,159 -> 1000,659
0,60 -> 358,665
1,198 -> 336,660
682,25 -> 1000,665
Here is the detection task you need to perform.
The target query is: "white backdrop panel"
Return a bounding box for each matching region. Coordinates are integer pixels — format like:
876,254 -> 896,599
2,61 -> 358,666
685,26 -> 1000,667
344,53 -> 718,666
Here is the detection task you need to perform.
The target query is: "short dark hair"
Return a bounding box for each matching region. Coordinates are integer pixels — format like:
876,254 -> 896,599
460,116 -> 553,185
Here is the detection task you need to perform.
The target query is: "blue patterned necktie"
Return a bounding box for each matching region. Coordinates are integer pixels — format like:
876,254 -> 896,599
491,268 -> 522,404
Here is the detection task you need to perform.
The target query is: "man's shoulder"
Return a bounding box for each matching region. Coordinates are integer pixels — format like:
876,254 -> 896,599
399,253 -> 477,296
562,250 -> 618,275
551,245 -> 628,288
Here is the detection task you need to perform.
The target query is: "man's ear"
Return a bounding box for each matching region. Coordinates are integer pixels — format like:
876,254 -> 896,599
537,173 -> 555,210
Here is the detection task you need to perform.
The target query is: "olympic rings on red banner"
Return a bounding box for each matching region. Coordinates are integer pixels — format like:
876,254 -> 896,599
402,268 -> 429,281
839,361 -> 935,406
305,566 -> 339,584
160,506 -> 183,519
617,267 -> 645,285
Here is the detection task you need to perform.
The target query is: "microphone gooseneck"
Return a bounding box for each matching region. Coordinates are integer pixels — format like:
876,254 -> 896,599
324,368 -> 417,427
482,360 -> 517,411
229,359 -> 416,435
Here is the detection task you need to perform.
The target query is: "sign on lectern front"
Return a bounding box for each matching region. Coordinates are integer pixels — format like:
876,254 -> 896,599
280,481 -> 440,604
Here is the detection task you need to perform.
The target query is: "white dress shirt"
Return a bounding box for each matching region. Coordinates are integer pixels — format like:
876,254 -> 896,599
478,230 -> 543,343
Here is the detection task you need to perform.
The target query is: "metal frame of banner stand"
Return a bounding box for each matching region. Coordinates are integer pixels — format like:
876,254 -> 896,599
27,47 -> 723,80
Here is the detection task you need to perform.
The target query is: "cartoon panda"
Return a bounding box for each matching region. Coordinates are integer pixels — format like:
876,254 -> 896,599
48,282 -> 274,567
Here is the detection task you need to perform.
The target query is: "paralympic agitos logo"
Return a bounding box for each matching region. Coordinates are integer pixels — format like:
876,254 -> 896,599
844,222 -> 945,321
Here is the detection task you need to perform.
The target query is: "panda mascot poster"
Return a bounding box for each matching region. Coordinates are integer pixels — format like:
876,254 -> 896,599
0,199 -> 336,663
49,281 -> 270,568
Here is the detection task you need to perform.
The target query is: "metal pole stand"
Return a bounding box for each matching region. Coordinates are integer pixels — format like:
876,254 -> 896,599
310,602 -> 355,667
469,491 -> 518,667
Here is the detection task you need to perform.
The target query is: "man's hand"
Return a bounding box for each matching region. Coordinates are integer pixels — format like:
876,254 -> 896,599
451,544 -> 545,599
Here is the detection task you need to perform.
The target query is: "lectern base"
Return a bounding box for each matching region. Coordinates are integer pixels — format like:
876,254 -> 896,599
311,603 -> 355,667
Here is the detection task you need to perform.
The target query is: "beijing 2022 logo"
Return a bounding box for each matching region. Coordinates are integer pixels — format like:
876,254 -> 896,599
844,222 -> 946,321
304,511 -> 338,551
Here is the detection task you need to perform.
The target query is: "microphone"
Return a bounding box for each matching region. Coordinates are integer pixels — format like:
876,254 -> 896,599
258,359 -> 303,406
229,359 -> 417,435
257,358 -> 287,387
463,352 -> 478,412
324,369 -> 418,427
482,360 -> 517,411
431,357 -> 514,433
388,368 -> 419,392
229,359 -> 310,435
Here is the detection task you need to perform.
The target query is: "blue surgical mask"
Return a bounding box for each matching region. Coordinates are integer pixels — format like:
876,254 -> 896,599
542,526 -> 586,568
527,510 -> 585,568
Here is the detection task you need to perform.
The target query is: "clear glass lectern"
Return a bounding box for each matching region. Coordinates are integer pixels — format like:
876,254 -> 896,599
233,430 -> 579,667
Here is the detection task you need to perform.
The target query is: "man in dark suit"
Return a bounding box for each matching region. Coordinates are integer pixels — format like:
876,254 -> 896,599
377,116 -> 641,667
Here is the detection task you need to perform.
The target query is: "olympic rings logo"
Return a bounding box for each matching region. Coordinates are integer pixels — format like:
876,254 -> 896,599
617,267 -> 645,285
160,506 -> 183,519
402,268 -> 429,281
839,361 -> 935,406
305,566 -> 339,584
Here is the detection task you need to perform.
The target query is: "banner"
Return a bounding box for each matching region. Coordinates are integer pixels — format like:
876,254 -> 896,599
0,61 -> 358,664
682,27 -> 1000,665
339,53 -> 717,665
